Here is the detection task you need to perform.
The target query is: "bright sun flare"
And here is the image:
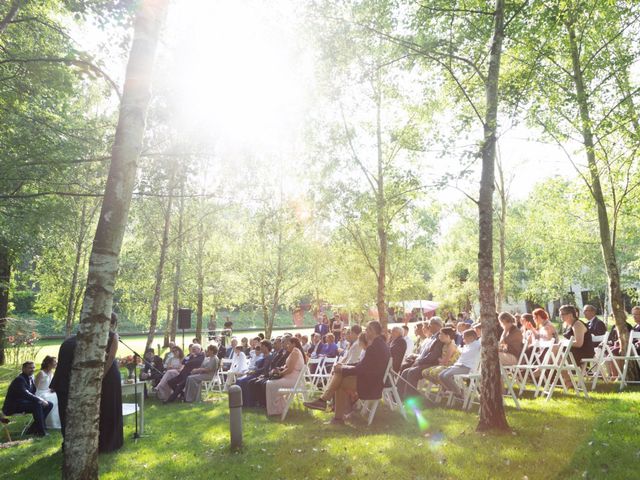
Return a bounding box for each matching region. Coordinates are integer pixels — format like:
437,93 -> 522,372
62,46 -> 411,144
169,0 -> 307,151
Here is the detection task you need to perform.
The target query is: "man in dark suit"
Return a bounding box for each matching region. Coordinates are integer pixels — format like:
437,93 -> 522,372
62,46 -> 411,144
389,326 -> 407,373
49,334 -> 77,437
583,305 -> 607,336
304,321 -> 390,424
398,317 -> 444,399
166,344 -> 205,402
2,361 -> 53,436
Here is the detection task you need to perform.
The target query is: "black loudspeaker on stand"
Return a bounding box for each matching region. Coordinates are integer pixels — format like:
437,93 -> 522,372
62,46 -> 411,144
178,308 -> 192,351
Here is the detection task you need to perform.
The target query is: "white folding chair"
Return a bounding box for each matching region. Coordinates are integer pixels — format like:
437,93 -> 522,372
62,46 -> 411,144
279,364 -> 315,420
360,358 -> 401,425
581,329 -> 620,390
538,338 -> 589,401
514,339 -> 556,396
613,331 -> 640,390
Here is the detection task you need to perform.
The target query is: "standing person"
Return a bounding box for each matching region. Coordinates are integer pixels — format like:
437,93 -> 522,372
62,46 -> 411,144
331,314 -> 343,342
2,361 -> 53,436
583,305 -> 607,336
99,312 -> 123,453
50,333 -> 78,440
34,356 -> 61,429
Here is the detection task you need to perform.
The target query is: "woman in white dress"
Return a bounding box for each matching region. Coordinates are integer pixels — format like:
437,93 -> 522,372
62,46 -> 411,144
265,337 -> 305,416
35,355 -> 61,429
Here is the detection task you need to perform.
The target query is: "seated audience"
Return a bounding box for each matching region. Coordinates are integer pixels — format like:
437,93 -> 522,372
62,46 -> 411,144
265,337 -> 306,416
532,308 -> 558,343
155,346 -> 184,401
239,340 -> 273,407
400,322 -> 428,370
183,345 -> 220,402
165,344 -> 205,402
318,333 -> 338,358
438,330 -> 481,398
402,325 -> 414,359
583,304 -> 607,336
455,322 -> 469,347
304,321 -> 390,424
498,312 -> 523,366
162,341 -> 176,368
422,327 -> 459,383
560,304 -> 594,366
389,326 -> 407,373
2,361 -> 53,436
225,345 -> 249,388
247,337 -> 290,407
398,317 -> 444,399
139,348 -> 164,387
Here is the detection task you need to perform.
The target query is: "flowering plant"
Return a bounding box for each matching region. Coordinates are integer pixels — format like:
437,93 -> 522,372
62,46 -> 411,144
118,355 -> 142,379
3,318 -> 41,365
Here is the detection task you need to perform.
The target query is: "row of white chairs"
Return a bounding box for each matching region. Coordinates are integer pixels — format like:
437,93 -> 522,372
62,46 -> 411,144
582,330 -> 640,391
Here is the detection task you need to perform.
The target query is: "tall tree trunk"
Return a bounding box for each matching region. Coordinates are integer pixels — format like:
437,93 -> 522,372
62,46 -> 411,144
63,2 -> 167,478
163,303 -> 171,348
495,157 -> 507,311
477,0 -> 508,432
565,19 -> 635,376
375,82 -> 388,329
0,245 -> 11,365
146,185 -> 174,350
195,223 -> 204,342
65,202 -> 88,336
169,180 -> 185,343
0,0 -> 23,36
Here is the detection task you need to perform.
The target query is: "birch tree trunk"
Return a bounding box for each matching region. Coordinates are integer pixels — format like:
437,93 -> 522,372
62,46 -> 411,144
565,18 -> 635,372
375,83 -> 388,329
495,157 -> 507,311
0,245 -> 10,365
146,185 -> 174,350
169,180 -> 185,343
195,222 -> 205,342
477,0 -> 509,432
63,1 -> 168,478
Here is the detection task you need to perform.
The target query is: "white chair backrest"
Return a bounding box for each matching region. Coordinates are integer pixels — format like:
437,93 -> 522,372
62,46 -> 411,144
556,337 -> 575,366
625,331 -> 640,357
591,334 -> 606,345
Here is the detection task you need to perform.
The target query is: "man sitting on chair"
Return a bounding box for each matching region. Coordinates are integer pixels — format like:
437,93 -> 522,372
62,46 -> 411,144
2,361 -> 53,436
303,321 -> 390,425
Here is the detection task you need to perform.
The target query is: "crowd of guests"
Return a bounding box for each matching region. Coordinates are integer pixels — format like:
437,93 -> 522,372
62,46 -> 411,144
3,305 -> 640,440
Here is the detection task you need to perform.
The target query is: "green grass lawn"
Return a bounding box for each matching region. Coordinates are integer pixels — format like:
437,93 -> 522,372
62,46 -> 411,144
0,364 -> 638,480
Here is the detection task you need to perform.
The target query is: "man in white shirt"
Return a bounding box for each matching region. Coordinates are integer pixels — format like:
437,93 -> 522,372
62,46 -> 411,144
402,325 -> 414,360
438,330 -> 481,397
339,325 -> 363,365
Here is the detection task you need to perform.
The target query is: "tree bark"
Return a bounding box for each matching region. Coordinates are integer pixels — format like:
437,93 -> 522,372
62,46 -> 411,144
0,0 -> 23,36
63,1 -> 168,478
495,157 -> 507,311
195,222 -> 204,342
375,80 -> 388,329
565,18 -> 635,375
477,0 -> 509,433
145,184 -> 174,350
169,180 -> 185,343
0,244 -> 11,365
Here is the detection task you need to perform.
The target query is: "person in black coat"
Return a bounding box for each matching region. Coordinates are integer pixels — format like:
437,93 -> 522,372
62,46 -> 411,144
304,321 -> 390,424
398,317 -> 444,399
583,305 -> 607,336
247,337 -> 289,408
50,334 -> 77,439
389,326 -> 407,373
2,361 -> 53,436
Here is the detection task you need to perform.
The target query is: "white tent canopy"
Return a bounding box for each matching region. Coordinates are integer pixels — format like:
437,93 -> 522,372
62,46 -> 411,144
394,300 -> 439,312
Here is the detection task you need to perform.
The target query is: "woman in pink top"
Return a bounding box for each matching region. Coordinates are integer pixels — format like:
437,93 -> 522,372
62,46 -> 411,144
530,308 -> 558,342
265,337 -> 306,416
